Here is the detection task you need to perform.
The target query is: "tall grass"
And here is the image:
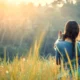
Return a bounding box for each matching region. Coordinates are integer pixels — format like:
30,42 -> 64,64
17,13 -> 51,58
0,32 -> 80,80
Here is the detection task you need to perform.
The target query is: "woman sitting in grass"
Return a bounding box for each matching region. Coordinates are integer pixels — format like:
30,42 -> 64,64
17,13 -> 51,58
54,21 -> 80,69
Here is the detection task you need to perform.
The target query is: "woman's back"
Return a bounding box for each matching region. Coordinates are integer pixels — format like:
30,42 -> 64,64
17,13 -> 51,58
54,39 -> 80,65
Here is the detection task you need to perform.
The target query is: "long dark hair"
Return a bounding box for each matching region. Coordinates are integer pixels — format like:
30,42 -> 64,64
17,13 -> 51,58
63,21 -> 79,56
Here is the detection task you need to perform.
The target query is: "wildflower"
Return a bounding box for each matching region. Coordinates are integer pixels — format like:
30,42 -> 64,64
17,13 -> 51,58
6,70 -> 9,74
23,58 -> 26,62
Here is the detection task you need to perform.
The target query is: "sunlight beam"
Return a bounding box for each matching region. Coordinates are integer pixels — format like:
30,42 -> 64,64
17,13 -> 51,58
6,0 -> 54,6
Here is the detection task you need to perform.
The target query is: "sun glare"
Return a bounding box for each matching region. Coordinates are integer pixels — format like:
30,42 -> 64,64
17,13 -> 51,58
73,0 -> 76,4
7,0 -> 23,5
6,0 -> 53,6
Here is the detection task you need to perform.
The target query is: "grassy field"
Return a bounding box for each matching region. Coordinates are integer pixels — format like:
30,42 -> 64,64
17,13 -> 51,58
0,32 -> 80,80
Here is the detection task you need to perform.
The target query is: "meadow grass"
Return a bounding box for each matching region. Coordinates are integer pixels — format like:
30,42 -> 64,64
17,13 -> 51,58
0,32 -> 80,80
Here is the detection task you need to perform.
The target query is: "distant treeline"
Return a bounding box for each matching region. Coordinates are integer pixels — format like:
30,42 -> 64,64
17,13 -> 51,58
0,1 -> 80,60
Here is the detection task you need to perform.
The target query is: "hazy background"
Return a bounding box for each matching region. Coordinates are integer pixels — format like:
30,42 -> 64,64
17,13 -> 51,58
0,0 -> 80,60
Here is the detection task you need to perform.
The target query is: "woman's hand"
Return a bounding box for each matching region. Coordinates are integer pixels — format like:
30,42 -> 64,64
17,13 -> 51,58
58,31 -> 62,39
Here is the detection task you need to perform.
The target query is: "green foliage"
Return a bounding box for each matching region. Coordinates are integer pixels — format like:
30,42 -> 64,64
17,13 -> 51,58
0,1 -> 80,59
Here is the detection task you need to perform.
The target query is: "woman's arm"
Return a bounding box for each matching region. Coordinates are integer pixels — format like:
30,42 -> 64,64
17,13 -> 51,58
55,50 -> 61,65
54,31 -> 62,65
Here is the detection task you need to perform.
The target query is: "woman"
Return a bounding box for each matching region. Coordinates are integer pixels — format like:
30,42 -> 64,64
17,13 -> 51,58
54,21 -> 80,68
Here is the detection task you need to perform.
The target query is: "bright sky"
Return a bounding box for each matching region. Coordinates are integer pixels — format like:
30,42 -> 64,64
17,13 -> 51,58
6,0 -> 54,6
